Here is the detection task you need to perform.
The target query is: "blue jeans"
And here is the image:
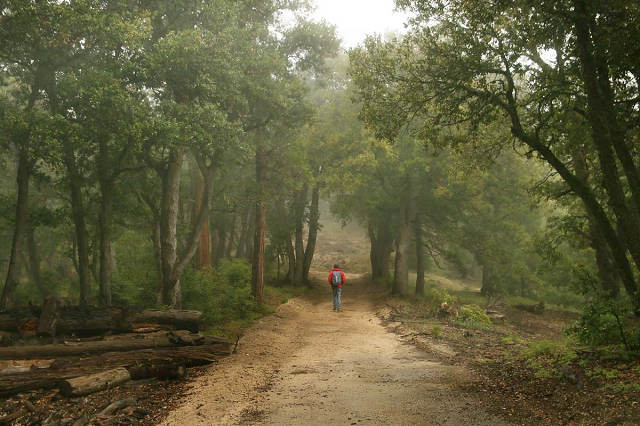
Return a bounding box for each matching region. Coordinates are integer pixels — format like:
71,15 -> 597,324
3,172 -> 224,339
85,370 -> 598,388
332,287 -> 342,311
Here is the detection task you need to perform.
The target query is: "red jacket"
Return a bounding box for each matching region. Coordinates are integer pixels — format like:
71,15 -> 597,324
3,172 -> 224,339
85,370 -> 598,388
328,268 -> 346,289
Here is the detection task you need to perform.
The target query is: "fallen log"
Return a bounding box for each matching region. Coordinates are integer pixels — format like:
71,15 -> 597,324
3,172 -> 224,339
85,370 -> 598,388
96,397 -> 137,417
56,306 -> 122,336
0,331 -> 226,360
127,360 -> 186,380
0,307 -> 40,333
62,361 -> 189,397
60,367 -> 131,397
130,309 -> 202,332
0,343 -> 230,396
0,305 -> 205,337
0,359 -> 55,375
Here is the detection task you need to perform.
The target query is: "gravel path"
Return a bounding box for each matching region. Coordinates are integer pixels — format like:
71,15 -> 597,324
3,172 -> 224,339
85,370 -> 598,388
162,278 -> 510,425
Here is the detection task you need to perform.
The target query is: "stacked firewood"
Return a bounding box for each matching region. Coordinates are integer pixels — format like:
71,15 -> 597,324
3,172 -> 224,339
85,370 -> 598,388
0,298 -> 231,398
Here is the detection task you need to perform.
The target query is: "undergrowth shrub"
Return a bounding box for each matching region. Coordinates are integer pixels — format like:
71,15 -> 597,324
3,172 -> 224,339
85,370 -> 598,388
420,287 -> 457,312
567,269 -> 640,351
182,259 -> 268,328
456,304 -> 492,330
520,339 -> 578,379
431,325 -> 442,339
537,284 -> 583,309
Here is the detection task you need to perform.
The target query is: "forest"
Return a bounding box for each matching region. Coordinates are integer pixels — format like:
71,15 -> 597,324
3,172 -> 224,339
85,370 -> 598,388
0,0 -> 639,424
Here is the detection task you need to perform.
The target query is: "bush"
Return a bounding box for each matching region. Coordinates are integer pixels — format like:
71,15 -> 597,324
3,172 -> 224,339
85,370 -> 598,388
421,287 -> 457,312
457,304 -> 492,330
567,270 -> 640,351
431,325 -> 442,339
520,339 -> 578,379
567,297 -> 639,350
182,259 -> 261,327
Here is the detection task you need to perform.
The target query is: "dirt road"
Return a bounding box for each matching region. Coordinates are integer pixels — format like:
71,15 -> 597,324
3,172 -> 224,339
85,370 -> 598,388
162,278 -> 509,425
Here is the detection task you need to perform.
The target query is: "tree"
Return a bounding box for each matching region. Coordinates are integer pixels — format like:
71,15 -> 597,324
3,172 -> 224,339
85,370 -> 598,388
349,1 -> 640,309
142,0 -> 253,307
243,16 -> 338,301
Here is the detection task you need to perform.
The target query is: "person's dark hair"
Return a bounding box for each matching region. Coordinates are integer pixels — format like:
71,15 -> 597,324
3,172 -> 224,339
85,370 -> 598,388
333,264 -> 340,269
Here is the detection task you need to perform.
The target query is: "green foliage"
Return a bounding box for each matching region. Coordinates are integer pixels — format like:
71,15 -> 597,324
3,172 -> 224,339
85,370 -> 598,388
431,325 -> 442,339
350,0 -> 640,333
420,287 -> 457,312
501,336 -> 526,345
111,232 -> 158,307
604,383 -> 640,393
182,260 -> 257,326
567,272 -> 640,351
521,339 -> 578,379
456,304 -> 492,330
536,285 -> 583,310
0,0 -> 340,309
524,340 -> 578,364
586,366 -> 619,380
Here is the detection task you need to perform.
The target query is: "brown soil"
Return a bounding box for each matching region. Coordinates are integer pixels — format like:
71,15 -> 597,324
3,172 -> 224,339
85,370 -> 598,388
162,276 -> 509,425
382,295 -> 640,425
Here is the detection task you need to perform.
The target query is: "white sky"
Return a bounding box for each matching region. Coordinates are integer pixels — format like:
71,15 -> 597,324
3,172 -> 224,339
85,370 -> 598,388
310,0 -> 411,49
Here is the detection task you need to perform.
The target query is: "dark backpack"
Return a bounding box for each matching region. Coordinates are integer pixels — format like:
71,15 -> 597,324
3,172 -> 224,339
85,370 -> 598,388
331,270 -> 342,287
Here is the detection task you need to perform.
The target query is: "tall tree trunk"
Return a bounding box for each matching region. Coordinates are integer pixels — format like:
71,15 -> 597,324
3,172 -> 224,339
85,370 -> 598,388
480,265 -> 494,297
98,176 -> 114,306
392,211 -> 410,295
507,86 -> 640,310
593,230 -> 621,297
393,178 -> 413,296
573,0 -> 640,274
152,218 -> 163,304
251,139 -> 266,304
64,146 -> 91,308
573,0 -> 640,217
252,204 -> 266,303
293,185 -> 308,285
159,149 -> 184,307
46,81 -> 90,306
302,185 -> 320,285
368,222 -> 393,281
159,150 -> 215,307
1,80 -> 40,308
414,212 -> 425,296
193,168 -> 210,269
573,145 -> 621,297
286,235 -> 295,284
1,151 -> 31,309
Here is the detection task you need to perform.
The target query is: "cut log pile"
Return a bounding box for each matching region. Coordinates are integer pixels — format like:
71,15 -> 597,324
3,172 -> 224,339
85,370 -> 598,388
0,299 -> 203,340
0,303 -> 231,398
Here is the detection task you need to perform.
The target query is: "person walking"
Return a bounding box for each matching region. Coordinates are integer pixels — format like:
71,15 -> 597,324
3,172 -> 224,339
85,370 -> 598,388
328,264 -> 346,312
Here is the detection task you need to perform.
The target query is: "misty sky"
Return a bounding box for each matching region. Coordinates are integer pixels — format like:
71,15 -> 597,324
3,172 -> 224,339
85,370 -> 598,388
310,0 -> 411,49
